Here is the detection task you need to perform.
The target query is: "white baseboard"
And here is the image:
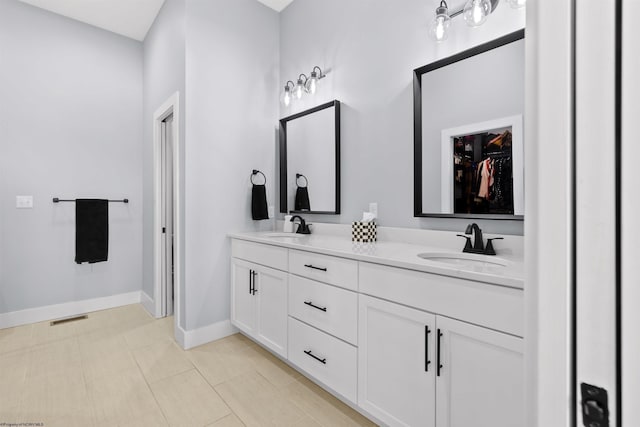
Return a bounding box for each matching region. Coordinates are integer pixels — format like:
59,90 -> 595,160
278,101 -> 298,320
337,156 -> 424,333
176,320 -> 238,350
0,291 -> 142,330
140,291 -> 155,317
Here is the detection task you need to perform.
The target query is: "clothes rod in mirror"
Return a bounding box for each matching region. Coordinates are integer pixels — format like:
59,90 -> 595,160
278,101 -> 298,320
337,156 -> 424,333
429,0 -> 525,43
53,198 -> 129,203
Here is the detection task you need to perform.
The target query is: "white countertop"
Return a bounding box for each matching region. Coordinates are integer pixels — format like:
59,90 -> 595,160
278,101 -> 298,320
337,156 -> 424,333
228,227 -> 524,290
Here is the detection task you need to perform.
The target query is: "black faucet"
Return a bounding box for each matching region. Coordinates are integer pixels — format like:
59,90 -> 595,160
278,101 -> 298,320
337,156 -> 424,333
465,223 -> 484,253
290,215 -> 311,234
457,223 -> 504,255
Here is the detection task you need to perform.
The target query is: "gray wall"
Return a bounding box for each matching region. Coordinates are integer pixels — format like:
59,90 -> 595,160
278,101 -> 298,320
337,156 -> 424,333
184,0 -> 279,330
142,0 -> 186,325
0,0 -> 143,314
279,0 -> 526,235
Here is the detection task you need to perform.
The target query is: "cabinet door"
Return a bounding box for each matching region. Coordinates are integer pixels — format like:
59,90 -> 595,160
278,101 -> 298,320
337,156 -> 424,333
254,264 -> 288,358
435,316 -> 524,427
358,295 -> 436,427
230,259 -> 256,335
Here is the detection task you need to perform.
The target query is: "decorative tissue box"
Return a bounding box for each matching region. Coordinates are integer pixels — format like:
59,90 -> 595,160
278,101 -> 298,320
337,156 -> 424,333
352,221 -> 377,243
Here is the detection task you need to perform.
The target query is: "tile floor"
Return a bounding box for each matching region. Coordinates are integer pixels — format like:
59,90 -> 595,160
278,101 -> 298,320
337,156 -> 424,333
0,304 -> 376,427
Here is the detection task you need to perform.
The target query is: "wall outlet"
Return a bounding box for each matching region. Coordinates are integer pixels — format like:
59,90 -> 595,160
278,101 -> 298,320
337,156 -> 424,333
16,195 -> 33,209
268,205 -> 275,218
369,202 -> 378,217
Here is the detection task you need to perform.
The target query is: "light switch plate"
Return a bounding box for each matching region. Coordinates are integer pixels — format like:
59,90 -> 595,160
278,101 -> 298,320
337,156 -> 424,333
16,196 -> 33,209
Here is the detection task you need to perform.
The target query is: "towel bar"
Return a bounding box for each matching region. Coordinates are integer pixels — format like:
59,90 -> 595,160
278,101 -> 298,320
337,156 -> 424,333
53,198 -> 129,203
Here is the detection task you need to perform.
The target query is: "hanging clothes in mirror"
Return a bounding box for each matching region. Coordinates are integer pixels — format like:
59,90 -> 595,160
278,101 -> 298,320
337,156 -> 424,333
294,174 -> 310,211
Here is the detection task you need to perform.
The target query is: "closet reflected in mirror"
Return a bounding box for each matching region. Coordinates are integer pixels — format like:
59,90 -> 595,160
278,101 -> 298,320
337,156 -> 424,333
414,30 -> 525,219
279,100 -> 341,214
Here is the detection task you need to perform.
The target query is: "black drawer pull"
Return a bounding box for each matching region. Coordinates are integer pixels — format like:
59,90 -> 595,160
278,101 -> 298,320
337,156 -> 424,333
437,329 -> 443,377
304,350 -> 327,364
251,270 -> 258,295
304,264 -> 327,272
304,301 -> 327,312
425,325 -> 431,372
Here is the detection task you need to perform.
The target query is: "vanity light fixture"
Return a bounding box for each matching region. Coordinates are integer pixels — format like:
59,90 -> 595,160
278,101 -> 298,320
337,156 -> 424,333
280,66 -> 327,106
429,0 -> 524,42
306,66 -> 325,95
294,74 -> 307,100
281,80 -> 295,107
429,1 -> 452,42
463,0 -> 493,27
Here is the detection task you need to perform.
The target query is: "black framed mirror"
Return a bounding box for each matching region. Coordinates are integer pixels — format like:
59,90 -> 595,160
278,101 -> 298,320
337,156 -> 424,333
280,100 -> 341,214
414,30 -> 525,220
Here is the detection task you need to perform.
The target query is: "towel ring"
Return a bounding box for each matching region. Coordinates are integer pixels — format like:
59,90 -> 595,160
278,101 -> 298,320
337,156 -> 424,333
296,174 -> 308,188
251,170 -> 266,185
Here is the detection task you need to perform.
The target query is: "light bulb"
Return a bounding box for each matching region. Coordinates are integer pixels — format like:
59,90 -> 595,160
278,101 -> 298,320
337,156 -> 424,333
294,78 -> 305,99
508,0 -> 526,8
307,73 -> 318,95
429,4 -> 451,42
463,0 -> 492,27
281,86 -> 292,106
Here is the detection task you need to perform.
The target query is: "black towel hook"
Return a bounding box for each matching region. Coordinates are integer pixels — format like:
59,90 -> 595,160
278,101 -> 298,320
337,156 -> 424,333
251,170 -> 266,185
296,173 -> 308,188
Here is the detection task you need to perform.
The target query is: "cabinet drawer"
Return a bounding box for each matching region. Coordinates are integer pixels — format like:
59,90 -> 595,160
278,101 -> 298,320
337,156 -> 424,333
288,317 -> 357,403
288,275 -> 358,345
231,239 -> 288,271
359,262 -> 524,337
289,250 -> 358,291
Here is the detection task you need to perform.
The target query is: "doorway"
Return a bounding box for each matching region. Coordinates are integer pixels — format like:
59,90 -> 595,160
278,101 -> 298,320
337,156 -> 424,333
160,114 -> 175,317
153,92 -> 181,325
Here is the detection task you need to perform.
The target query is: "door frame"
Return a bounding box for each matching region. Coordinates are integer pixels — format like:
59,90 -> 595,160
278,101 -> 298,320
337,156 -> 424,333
525,1 -> 576,426
153,92 -> 182,327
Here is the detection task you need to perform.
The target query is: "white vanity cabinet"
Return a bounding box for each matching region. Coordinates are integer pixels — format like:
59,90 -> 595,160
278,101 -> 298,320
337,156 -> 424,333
358,294 -> 524,427
435,316 -> 524,427
358,295 -> 437,427
230,243 -> 288,358
230,236 -> 525,427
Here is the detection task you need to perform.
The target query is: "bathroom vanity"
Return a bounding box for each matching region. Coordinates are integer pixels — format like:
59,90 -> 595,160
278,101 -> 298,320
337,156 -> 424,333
229,225 -> 524,427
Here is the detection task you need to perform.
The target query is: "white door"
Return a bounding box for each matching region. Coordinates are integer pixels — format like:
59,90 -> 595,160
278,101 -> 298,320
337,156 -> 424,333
161,114 -> 175,317
230,259 -> 256,335
575,0 -> 620,425
621,0 -> 639,424
435,316 -> 524,427
254,264 -> 288,358
358,295 -> 436,427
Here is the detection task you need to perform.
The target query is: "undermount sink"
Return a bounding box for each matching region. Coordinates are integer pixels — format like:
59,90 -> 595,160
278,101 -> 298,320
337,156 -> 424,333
417,252 -> 510,268
264,232 -> 305,239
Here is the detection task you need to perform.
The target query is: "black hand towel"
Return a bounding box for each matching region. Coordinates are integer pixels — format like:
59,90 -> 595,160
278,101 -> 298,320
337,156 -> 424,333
251,184 -> 269,220
75,199 -> 109,264
294,187 -> 310,211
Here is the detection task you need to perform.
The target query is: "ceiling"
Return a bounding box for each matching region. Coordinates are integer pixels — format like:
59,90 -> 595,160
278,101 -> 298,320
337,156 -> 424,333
18,0 -> 166,41
18,0 -> 295,42
255,0 -> 295,12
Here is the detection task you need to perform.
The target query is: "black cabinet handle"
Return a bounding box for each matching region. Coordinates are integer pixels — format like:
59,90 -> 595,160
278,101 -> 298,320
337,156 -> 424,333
304,301 -> 327,312
304,264 -> 327,272
437,329 -> 443,377
251,271 -> 258,295
304,350 -> 326,364
249,270 -> 253,295
425,325 -> 431,372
